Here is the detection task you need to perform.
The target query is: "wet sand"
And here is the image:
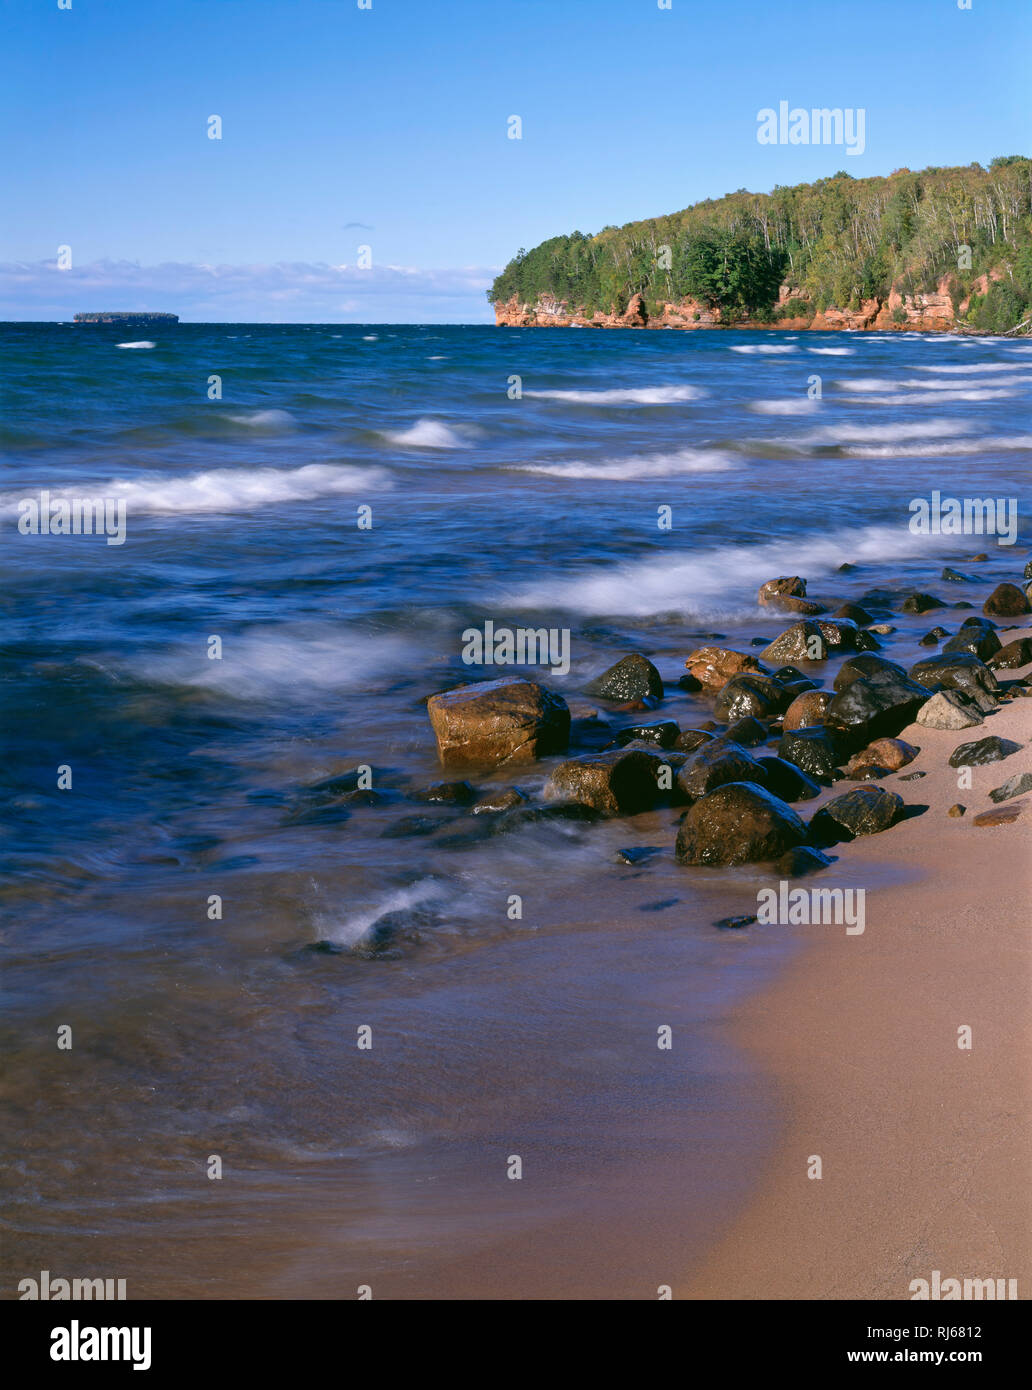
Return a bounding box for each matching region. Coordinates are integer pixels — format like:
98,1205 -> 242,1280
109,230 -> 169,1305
684,624 -> 1032,1300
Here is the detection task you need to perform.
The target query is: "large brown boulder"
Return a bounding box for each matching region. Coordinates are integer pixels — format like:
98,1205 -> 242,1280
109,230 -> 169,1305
675,782 -> 807,866
675,740 -> 766,801
984,583 -> 1030,617
427,677 -> 570,769
684,646 -> 769,690
544,748 -> 662,816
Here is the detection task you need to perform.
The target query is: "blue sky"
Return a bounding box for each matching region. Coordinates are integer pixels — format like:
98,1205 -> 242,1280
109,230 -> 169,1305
2,0 -> 1028,321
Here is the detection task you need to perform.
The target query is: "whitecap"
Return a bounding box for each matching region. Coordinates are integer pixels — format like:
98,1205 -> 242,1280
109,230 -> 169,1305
116,340 -> 155,349
524,385 -> 704,404
749,399 -> 819,415
382,418 -> 471,448
730,344 -> 796,354
802,419 -> 972,444
225,409 -> 296,429
808,347 -> 853,355
512,447 -> 735,480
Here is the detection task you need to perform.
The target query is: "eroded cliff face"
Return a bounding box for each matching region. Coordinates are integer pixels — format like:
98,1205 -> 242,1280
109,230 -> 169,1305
493,276 -> 975,333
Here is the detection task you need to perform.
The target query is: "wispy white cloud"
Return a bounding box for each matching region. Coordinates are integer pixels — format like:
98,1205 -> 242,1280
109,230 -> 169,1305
0,258 -> 499,322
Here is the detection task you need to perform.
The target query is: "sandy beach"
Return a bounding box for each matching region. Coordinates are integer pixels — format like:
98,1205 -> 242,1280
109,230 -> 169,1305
684,622 -> 1032,1300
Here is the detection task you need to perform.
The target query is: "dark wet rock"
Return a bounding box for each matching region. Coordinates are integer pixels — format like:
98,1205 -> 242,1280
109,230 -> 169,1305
916,691 -> 985,730
674,728 -> 715,754
988,772 -> 1032,803
544,748 -> 662,816
614,720 -> 680,748
714,672 -> 788,722
777,726 -> 847,780
758,576 -> 807,604
952,601 -> 975,610
755,755 -> 822,802
771,665 -> 816,685
412,780 -> 477,805
675,782 -> 807,866
948,736 -> 1021,768
684,646 -> 770,690
675,741 -> 766,802
381,814 -> 446,839
614,845 -> 660,866
973,797 -> 1032,827
816,617 -> 860,650
833,602 -> 873,626
909,653 -> 1000,711
833,655 -> 906,692
714,914 -> 758,930
942,567 -> 979,583
948,803 -> 965,817
838,562 -> 856,573
761,621 -> 829,664
494,801 -> 602,832
1025,559 -> 1032,581
984,583 -> 1030,617
971,554 -> 989,562
678,671 -> 703,692
844,737 -> 919,778
899,770 -> 926,781
825,669 -> 931,741
775,845 -> 834,877
584,653 -> 664,703
781,690 -> 832,732
428,677 -> 570,769
989,637 -> 1032,670
919,627 -> 950,646
943,624 -> 1002,661
808,785 -> 904,843
725,716 -> 770,747
901,592 -> 945,614
337,789 -> 385,808
854,630 -> 882,652
470,787 -> 527,814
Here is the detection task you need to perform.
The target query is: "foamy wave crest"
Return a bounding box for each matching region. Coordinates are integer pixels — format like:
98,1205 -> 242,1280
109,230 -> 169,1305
802,419 -> 972,444
524,385 -> 705,404
504,525 -> 956,619
913,362 -> 1023,374
117,340 -> 155,349
898,374 -> 1030,390
838,378 -> 902,392
226,409 -> 296,429
512,447 -> 735,480
849,388 -> 1017,404
382,418 -> 471,447
0,463 -> 391,519
749,399 -> 819,415
730,344 -> 796,354
127,624 -> 411,701
808,347 -> 853,355
316,880 -> 445,949
848,433 -> 1032,458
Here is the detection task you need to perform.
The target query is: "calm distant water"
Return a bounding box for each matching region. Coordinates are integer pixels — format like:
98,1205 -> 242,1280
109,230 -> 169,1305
2,321 -> 1030,1296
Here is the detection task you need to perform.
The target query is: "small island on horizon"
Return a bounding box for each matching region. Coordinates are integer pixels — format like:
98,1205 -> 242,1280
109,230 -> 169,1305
73,311 -> 179,325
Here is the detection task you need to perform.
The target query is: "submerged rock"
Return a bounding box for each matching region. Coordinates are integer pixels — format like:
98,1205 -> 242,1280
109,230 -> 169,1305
919,627 -> 950,646
833,602 -> 873,626
901,592 -> 944,614
412,780 -> 477,805
585,653 -> 665,703
675,782 -> 807,866
544,748 -> 662,816
470,787 -> 527,815
428,677 -> 570,769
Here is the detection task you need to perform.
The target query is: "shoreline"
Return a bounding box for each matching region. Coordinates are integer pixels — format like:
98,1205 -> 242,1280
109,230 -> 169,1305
682,623 -> 1032,1300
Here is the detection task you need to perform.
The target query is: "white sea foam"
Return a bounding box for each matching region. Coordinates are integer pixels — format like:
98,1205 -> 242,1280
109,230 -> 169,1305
116,340 -> 155,349
505,525 -> 956,619
802,419 -> 972,444
898,374 -> 1030,389
838,378 -> 903,392
316,879 -> 445,949
524,385 -> 705,404
730,344 -> 796,354
226,409 -> 296,429
381,418 -> 472,448
0,462 -> 391,519
912,362 -> 1021,373
512,447 -> 735,480
749,398 -> 819,415
847,433 -> 1032,458
846,388 -> 1017,404
808,347 -> 853,355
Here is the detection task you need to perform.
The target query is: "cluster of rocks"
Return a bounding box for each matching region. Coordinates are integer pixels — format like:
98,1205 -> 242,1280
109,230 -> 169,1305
406,569 -> 1031,871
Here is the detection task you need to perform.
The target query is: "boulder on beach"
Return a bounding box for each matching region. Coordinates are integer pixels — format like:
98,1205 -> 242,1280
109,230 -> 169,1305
755,755 -> 822,802
675,781 -> 807,866
777,726 -> 846,780
782,689 -> 833,731
761,621 -> 829,664
775,845 -> 834,877
713,672 -> 787,722
844,737 -> 919,778
428,677 -> 570,769
808,785 -> 904,842
983,583 -> 1031,617
675,740 -> 767,801
947,735 -> 1022,768
684,646 -> 769,690
989,637 -> 1032,670
584,653 -> 664,703
833,654 -> 906,692
909,652 -> 1000,711
988,772 -> 1032,804
674,728 -> 715,753
943,621 -> 1002,662
825,669 -> 931,742
544,748 -> 662,816
973,797 -> 1032,827
916,690 -> 985,730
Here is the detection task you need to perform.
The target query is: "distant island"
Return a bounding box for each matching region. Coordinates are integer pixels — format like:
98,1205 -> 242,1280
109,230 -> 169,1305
74,312 -> 179,325
490,157 -> 1032,335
